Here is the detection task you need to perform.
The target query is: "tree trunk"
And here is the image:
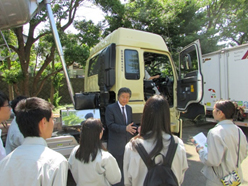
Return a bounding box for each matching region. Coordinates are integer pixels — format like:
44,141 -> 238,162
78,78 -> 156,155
6,57 -> 14,100
50,81 -> 55,104
8,85 -> 14,101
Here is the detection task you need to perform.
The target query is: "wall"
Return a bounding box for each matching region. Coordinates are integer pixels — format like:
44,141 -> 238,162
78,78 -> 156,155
0,77 -> 84,104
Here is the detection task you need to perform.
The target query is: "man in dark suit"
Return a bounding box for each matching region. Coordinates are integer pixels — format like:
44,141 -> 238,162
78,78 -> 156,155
105,87 -> 137,186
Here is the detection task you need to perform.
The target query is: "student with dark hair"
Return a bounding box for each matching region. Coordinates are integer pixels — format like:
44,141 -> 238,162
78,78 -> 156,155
123,95 -> 188,186
5,95 -> 27,154
0,91 -> 11,160
105,87 -> 137,186
0,97 -> 68,186
194,100 -> 248,186
0,91 -> 11,123
68,118 -> 121,186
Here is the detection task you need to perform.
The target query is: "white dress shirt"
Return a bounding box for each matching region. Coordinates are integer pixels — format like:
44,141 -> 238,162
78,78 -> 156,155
123,132 -> 188,186
5,117 -> 24,154
118,101 -> 127,123
0,137 -> 68,186
68,145 -> 121,186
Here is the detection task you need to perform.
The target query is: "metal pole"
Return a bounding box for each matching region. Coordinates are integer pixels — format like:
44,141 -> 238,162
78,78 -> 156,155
45,1 -> 75,105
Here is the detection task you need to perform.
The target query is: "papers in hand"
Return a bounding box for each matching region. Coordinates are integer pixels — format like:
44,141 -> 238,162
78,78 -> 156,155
193,132 -> 208,153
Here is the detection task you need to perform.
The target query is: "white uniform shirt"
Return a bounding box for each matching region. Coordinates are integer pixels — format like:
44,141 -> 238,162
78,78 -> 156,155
123,133 -> 188,186
144,70 -> 160,95
68,145 -> 121,186
198,120 -> 248,185
144,70 -> 151,80
0,137 -> 68,186
0,129 -> 6,161
5,117 -> 24,154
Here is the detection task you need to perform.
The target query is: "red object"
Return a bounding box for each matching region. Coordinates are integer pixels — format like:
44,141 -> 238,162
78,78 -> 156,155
242,50 -> 248,59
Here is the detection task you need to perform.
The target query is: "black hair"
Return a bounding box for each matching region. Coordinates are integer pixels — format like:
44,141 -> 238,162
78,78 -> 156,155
0,91 -> 9,107
11,96 -> 28,115
85,112 -> 94,119
215,100 -> 236,119
134,95 -> 171,158
117,87 -> 132,98
15,97 -> 54,138
75,118 -> 104,163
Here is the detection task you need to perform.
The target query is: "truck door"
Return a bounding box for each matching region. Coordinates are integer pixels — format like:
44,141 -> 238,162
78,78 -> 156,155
177,40 -> 204,111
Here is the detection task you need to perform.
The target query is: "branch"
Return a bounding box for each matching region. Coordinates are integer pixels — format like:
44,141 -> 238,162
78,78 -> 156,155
13,27 -> 28,73
61,0 -> 80,31
34,68 -> 63,96
239,33 -> 247,45
231,38 -> 240,45
37,48 -> 55,77
34,31 -> 51,43
32,46 -> 56,95
6,45 -> 18,54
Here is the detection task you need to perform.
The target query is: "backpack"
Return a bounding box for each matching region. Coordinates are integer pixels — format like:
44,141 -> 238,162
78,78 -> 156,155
134,135 -> 179,186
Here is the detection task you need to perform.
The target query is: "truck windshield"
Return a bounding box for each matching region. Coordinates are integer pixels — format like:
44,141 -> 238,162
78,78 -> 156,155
144,52 -> 173,79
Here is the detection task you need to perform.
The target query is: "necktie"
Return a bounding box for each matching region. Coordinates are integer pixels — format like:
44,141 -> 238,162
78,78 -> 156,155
122,107 -> 126,124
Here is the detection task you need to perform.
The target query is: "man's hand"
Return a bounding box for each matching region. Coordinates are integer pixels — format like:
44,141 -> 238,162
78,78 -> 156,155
191,139 -> 204,153
154,75 -> 160,79
126,122 -> 137,135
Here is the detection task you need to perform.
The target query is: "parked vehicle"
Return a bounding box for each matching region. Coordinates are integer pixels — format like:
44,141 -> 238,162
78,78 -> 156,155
74,28 -> 205,138
202,44 -> 248,127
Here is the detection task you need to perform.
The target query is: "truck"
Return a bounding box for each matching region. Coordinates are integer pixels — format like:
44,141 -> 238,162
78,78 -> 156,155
73,27 -> 205,139
0,0 -> 205,157
202,43 -> 248,127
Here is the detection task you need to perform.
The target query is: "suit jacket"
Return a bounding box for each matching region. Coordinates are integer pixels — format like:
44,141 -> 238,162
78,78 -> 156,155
105,102 -> 134,156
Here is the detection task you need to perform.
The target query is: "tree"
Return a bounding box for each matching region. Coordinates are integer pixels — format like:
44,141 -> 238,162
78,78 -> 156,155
0,30 -> 23,99
0,0 -> 86,97
96,0 -> 221,54
204,0 -> 248,46
74,20 -> 102,48
95,0 -> 130,36
97,0 -> 248,55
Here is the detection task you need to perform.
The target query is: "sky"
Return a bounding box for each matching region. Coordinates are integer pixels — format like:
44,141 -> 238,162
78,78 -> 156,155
76,1 -> 105,24
23,1 -> 127,35
65,0 -> 127,33
65,1 -> 105,33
